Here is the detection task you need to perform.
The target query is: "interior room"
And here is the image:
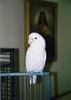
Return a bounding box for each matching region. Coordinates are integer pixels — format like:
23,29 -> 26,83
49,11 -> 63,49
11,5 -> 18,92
0,0 -> 71,100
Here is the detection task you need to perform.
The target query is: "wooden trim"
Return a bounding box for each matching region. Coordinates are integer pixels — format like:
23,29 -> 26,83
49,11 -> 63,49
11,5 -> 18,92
24,0 -> 30,51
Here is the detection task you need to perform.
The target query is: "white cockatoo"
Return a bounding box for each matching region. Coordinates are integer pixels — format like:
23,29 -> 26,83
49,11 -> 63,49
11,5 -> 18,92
25,32 -> 46,84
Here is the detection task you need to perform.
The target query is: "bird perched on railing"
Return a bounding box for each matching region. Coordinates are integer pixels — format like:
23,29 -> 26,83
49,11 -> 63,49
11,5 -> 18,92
25,32 -> 46,84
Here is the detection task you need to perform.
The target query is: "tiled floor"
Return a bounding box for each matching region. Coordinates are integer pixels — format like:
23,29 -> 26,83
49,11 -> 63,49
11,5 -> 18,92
57,94 -> 71,100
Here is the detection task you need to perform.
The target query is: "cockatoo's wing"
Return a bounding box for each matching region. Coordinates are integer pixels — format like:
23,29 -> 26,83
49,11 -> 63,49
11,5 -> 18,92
26,47 -> 46,72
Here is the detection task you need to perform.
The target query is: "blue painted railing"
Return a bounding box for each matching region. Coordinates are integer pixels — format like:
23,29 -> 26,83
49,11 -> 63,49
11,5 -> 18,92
0,72 -> 51,100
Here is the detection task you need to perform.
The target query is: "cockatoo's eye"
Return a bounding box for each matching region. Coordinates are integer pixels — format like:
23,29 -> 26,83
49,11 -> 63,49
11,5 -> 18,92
35,37 -> 37,39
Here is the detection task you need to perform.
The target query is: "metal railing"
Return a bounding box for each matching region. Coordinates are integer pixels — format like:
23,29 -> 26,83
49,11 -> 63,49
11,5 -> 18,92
0,72 -> 51,100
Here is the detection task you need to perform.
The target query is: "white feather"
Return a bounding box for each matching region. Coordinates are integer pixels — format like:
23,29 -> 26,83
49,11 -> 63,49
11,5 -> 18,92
26,32 -> 46,84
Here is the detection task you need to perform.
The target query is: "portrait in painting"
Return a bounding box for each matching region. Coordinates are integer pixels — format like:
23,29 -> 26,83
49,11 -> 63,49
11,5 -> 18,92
29,1 -> 57,65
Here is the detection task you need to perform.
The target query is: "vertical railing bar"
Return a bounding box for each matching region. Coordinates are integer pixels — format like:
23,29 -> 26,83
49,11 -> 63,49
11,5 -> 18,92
28,76 -> 30,100
36,83 -> 38,100
39,84 -> 41,100
34,83 -> 36,100
32,78 -> 35,100
0,62 -> 1,100
23,76 -> 25,100
37,83 -> 40,100
29,79 -> 31,100
26,76 -> 29,100
29,76 -> 33,100
40,81 -> 42,100
27,76 -> 29,100
29,76 -> 30,100
47,75 -> 48,100
42,76 -> 44,100
41,81 -> 43,100
29,83 -> 31,100
33,84 -> 35,100
44,75 -> 45,100
39,84 -> 40,100
26,76 -> 27,100
37,84 -> 38,100
31,77 -> 33,100
43,75 -> 45,100
27,76 -> 28,100
48,72 -> 51,100
20,76 -> 22,100
45,75 -> 48,100
40,76 -> 42,100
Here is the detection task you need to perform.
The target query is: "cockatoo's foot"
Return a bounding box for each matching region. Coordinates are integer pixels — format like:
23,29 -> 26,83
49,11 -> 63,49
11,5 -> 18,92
30,75 -> 36,85
28,71 -> 37,85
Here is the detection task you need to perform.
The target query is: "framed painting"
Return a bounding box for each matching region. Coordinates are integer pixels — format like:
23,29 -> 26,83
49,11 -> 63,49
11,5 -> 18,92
24,0 -> 58,63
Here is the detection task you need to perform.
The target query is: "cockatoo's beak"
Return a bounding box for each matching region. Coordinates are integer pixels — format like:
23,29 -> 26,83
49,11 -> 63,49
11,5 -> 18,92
28,38 -> 33,45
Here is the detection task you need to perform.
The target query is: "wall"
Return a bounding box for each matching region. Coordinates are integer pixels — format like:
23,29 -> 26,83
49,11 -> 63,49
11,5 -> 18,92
48,0 -> 71,96
40,0 -> 71,96
0,0 -> 24,69
58,0 -> 71,94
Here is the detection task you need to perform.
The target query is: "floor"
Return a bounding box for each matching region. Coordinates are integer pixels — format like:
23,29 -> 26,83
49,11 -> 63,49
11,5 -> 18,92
57,93 -> 71,100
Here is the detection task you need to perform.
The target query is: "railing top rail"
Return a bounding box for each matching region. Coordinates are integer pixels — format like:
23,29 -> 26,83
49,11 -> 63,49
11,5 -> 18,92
0,72 -> 50,77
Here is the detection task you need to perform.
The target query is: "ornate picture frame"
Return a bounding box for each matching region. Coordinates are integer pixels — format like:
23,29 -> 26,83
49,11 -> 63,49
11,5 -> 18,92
24,0 -> 58,63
